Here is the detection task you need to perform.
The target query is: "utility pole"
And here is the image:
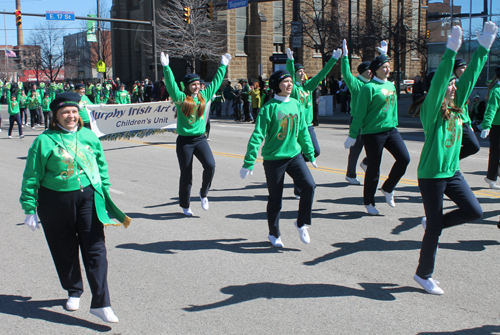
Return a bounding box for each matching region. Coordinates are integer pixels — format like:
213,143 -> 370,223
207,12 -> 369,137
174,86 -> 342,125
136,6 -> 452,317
292,0 -> 300,63
16,0 -> 22,45
151,0 -> 157,82
4,8 -> 7,76
97,0 -> 102,82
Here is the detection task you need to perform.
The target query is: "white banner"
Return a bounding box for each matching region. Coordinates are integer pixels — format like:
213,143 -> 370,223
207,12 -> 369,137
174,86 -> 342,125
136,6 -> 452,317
86,101 -> 178,138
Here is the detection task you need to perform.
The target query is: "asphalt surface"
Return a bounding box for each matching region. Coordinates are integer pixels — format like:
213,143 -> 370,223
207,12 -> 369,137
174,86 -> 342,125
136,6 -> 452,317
1,108 -> 500,334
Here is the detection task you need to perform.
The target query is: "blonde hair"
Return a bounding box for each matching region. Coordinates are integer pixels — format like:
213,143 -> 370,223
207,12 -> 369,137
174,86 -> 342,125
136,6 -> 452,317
235,83 -> 242,90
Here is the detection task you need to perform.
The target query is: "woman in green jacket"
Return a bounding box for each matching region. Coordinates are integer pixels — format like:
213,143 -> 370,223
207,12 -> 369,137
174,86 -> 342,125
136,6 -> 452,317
20,92 -> 130,322
240,70 -> 317,247
6,86 -> 24,138
480,65 -> 500,189
161,52 -> 231,216
409,25 -> 487,295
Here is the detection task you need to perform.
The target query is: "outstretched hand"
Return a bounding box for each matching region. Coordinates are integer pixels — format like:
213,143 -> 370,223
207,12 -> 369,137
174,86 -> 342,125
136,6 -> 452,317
376,40 -> 388,55
476,21 -> 498,50
160,52 -> 169,67
342,39 -> 348,57
446,26 -> 463,52
286,48 -> 294,60
221,53 -> 232,66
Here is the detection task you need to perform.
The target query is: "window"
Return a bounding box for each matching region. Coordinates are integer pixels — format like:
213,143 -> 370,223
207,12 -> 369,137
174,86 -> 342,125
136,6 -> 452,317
273,1 -> 283,52
235,7 -> 247,54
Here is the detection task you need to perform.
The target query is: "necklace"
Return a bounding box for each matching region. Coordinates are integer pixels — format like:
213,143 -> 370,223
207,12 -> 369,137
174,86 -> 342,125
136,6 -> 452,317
59,131 -> 84,192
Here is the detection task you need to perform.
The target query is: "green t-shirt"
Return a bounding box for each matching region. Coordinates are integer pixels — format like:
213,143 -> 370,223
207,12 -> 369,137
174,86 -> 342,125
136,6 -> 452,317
243,97 -> 315,169
481,82 -> 500,130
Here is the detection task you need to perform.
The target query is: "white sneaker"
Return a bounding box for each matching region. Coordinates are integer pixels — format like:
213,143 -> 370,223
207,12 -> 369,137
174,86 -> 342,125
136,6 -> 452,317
20,135 -> 25,139
381,189 -> 396,207
359,161 -> 367,172
365,204 -> 379,215
294,221 -> 310,244
199,193 -> 209,210
484,177 -> 500,190
295,195 -> 300,200
90,307 -> 119,323
31,127 -> 35,129
8,135 -> 12,139
268,234 -> 284,247
345,176 -> 360,185
413,274 -> 444,295
182,207 -> 193,216
421,217 -> 427,230
65,297 -> 80,311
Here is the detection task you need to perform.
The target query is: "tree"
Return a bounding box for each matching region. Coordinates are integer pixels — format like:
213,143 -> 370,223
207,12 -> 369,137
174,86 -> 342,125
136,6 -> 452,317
27,21 -> 64,82
143,0 -> 226,73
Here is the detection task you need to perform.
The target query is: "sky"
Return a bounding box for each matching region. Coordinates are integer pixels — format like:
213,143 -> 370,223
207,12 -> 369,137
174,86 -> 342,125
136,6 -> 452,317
0,0 -> 111,46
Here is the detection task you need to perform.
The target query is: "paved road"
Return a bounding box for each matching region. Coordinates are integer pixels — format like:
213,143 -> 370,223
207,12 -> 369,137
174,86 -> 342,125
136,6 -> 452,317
1,116 -> 500,334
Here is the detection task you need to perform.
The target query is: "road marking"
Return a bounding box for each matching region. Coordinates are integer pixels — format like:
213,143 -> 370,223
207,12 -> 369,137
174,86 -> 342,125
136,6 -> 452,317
123,139 -> 500,199
109,188 -> 124,195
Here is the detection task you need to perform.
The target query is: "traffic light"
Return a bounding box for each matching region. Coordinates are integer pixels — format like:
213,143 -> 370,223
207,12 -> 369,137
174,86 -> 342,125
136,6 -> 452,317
426,30 -> 430,38
15,10 -> 21,26
183,7 -> 191,24
207,2 -> 214,20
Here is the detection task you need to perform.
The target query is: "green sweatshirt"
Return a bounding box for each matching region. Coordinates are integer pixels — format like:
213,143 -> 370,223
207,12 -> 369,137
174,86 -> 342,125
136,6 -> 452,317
341,56 -> 370,117
6,90 -> 20,115
115,90 -> 131,104
42,97 -> 51,112
456,45 -> 489,125
19,94 -> 27,109
481,82 -> 500,130
27,94 -> 40,110
163,63 -> 227,136
417,48 -> 460,179
20,127 -> 129,226
287,56 -> 338,126
348,78 -> 398,138
243,97 -> 315,169
79,94 -> 93,123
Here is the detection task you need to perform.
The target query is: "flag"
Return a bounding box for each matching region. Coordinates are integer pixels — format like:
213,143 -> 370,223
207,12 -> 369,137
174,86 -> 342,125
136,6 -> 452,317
5,49 -> 16,58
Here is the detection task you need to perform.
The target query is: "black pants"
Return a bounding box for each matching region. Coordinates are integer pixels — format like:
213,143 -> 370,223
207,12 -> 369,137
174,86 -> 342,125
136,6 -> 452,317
312,104 -> 319,126
206,114 -> 211,139
176,134 -> 215,208
346,116 -> 367,178
361,128 -> 410,206
43,111 -> 52,129
416,171 -> 482,279
459,123 -> 480,160
8,114 -> 23,136
243,100 -> 252,121
252,107 -> 260,122
486,125 -> 500,181
29,109 -> 38,127
264,154 -> 316,238
37,186 -> 110,308
233,102 -> 242,121
21,107 -> 29,124
294,126 -> 320,196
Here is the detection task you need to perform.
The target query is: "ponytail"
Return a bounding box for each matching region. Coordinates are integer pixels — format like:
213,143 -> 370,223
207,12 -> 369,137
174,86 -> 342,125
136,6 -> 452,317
179,88 -> 206,119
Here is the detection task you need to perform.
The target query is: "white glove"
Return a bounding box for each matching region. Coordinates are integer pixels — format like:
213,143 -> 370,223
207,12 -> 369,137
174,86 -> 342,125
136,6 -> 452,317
286,48 -> 294,60
331,48 -> 342,60
240,167 -> 253,179
221,53 -> 232,66
376,40 -> 388,55
480,129 -> 490,139
446,25 -> 463,52
160,52 -> 169,67
311,161 -> 318,169
24,214 -> 40,231
342,39 -> 348,56
477,21 -> 498,50
344,136 -> 356,149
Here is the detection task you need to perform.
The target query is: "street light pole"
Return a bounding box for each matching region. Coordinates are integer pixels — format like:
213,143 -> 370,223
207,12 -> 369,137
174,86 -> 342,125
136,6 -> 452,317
151,0 -> 157,82
97,0 -> 102,82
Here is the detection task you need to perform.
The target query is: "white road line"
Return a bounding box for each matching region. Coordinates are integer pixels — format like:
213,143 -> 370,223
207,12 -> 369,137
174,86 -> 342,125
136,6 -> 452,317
109,188 -> 124,195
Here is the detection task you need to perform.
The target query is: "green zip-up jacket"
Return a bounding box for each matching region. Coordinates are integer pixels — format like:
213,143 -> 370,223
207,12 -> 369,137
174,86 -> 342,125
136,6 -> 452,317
456,45 -> 489,125
341,56 -> 370,117
115,90 -> 131,104
6,90 -> 20,115
27,94 -> 40,110
348,78 -> 398,138
243,97 -> 315,169
78,94 -> 93,123
163,63 -> 227,136
481,82 -> 500,130
287,56 -> 338,126
418,48 -> 461,179
20,127 -> 130,226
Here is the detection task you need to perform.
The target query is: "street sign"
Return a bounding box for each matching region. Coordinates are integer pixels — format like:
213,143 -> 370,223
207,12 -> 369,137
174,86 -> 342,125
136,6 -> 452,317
97,60 -> 106,73
228,0 -> 248,10
46,11 -> 75,21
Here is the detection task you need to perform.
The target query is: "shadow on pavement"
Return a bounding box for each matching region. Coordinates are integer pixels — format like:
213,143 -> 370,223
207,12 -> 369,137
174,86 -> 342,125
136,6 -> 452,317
303,238 -> 500,266
183,282 -> 421,311
0,295 -> 111,332
392,217 -> 423,235
418,325 -> 500,334
116,238 -> 300,254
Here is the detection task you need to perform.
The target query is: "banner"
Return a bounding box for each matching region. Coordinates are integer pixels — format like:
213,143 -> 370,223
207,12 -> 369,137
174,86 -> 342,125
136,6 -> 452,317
87,14 -> 97,42
87,100 -> 178,140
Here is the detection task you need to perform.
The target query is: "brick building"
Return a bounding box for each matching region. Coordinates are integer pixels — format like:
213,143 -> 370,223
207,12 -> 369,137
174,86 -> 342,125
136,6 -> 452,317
110,0 -> 426,86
